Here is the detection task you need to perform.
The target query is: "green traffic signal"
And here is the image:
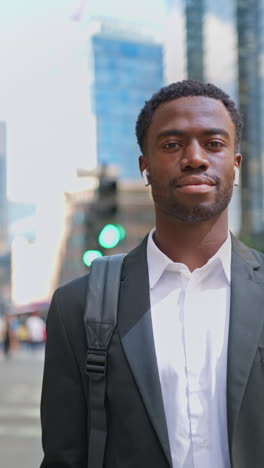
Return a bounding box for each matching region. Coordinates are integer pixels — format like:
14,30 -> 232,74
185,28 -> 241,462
98,224 -> 126,249
116,224 -> 126,241
82,250 -> 103,267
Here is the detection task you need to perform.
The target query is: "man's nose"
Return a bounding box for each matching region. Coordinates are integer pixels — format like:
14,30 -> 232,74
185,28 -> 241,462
180,142 -> 209,171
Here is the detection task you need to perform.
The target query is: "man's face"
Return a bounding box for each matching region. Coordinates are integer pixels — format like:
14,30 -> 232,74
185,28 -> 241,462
139,96 -> 242,224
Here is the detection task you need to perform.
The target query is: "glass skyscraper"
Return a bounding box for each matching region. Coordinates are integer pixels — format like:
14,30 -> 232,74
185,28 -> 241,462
91,26 -> 164,180
237,0 -> 264,236
185,0 -> 204,81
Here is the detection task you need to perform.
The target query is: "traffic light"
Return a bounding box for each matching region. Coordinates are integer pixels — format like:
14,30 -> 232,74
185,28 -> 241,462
98,224 -> 126,249
82,250 -> 103,267
81,167 -> 126,267
97,175 -> 118,217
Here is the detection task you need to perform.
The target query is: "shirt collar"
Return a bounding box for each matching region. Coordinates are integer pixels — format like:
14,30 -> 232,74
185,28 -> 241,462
147,228 -> 231,289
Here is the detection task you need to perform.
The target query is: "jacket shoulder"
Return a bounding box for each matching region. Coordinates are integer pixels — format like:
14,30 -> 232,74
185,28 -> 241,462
47,275 -> 88,335
55,274 -> 88,304
232,234 -> 264,269
248,246 -> 264,267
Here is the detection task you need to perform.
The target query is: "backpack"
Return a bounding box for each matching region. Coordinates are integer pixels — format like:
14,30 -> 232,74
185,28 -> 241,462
84,254 -> 126,468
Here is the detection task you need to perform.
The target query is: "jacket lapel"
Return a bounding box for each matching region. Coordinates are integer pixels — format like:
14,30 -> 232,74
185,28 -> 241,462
116,234 -> 264,464
227,236 -> 264,449
118,237 -> 172,467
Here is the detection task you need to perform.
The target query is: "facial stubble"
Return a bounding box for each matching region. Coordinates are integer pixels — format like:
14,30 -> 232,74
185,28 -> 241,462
150,174 -> 234,224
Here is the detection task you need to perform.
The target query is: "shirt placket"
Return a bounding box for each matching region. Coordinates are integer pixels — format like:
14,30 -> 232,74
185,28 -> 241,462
183,275 -> 211,468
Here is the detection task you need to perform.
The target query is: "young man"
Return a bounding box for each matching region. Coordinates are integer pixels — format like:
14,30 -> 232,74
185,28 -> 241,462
40,80 -> 264,468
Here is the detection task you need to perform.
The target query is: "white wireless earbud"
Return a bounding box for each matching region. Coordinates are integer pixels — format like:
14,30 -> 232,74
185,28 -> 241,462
142,169 -> 150,187
234,167 -> 240,186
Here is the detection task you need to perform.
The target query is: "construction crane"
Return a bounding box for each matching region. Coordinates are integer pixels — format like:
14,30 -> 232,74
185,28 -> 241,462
71,0 -> 89,22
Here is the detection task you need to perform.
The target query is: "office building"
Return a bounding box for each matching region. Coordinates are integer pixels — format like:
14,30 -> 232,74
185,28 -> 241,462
185,0 -> 204,81
237,0 -> 264,236
0,122 -> 10,311
91,22 -> 164,180
0,122 -> 7,253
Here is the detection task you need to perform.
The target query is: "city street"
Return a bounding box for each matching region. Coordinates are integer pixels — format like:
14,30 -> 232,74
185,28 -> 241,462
0,348 -> 44,468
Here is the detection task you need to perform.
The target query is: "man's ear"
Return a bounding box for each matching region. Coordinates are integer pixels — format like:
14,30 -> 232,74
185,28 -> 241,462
139,155 -> 150,186
139,155 -> 147,173
235,153 -> 242,169
233,153 -> 242,186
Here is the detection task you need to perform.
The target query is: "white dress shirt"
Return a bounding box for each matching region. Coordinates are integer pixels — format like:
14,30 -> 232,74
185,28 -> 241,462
147,230 -> 231,468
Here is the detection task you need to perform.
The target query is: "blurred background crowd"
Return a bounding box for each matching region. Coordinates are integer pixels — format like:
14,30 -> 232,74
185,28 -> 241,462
0,0 -> 264,465
0,312 -> 46,357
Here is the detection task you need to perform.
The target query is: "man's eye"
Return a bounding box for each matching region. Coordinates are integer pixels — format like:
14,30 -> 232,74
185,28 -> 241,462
207,141 -> 224,149
162,142 -> 180,149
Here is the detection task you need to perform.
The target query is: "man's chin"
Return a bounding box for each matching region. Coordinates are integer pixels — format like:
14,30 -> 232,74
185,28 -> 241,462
161,200 -> 230,224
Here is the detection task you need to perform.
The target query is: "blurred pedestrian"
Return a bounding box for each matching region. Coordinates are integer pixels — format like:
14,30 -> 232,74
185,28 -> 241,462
0,314 -> 5,349
3,316 -> 11,358
26,312 -> 46,351
16,320 -> 30,349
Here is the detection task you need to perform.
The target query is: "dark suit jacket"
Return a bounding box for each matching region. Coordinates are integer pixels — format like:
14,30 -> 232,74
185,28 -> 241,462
40,235 -> 264,468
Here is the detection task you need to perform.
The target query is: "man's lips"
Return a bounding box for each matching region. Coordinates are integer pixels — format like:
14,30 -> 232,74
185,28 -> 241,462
175,175 -> 216,194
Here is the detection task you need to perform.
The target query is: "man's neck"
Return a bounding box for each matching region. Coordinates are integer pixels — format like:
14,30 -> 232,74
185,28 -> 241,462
154,209 -> 229,272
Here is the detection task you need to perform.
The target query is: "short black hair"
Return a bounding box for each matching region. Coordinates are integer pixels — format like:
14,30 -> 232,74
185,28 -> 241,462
136,80 -> 243,152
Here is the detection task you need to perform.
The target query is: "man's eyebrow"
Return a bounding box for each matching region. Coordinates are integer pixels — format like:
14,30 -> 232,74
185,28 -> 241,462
156,128 -> 231,139
157,129 -> 185,139
203,128 -> 231,139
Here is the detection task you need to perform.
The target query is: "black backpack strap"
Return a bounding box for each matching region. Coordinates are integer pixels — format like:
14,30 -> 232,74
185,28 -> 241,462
84,254 -> 126,468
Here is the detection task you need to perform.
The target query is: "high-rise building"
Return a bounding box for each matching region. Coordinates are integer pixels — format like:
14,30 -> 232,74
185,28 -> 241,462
0,121 -> 7,253
236,0 -> 264,236
185,0 -> 204,81
91,22 -> 164,180
0,122 -> 10,312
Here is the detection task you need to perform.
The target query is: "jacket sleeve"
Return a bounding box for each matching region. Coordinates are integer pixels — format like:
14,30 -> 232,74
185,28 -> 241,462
40,287 -> 88,468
